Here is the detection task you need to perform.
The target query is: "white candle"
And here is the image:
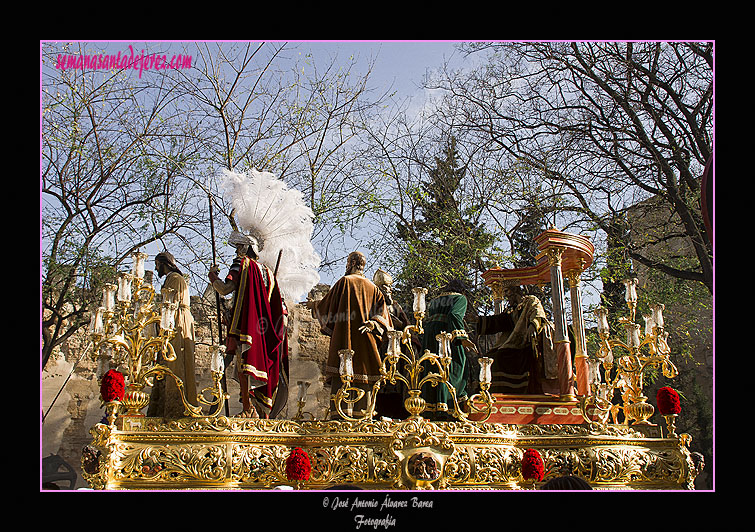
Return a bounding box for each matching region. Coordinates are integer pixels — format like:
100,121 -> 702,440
412,287 -> 427,313
594,307 -> 610,335
338,349 -> 354,377
117,273 -> 132,302
651,303 -> 665,329
626,323 -> 641,348
622,278 -> 638,304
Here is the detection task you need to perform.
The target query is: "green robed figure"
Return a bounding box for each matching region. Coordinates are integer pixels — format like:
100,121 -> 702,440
420,279 -> 471,420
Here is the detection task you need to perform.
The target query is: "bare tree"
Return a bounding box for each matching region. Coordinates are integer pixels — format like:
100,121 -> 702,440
41,42 -> 207,368
427,41 -> 713,293
41,42 -> 397,368
176,42 -> 393,277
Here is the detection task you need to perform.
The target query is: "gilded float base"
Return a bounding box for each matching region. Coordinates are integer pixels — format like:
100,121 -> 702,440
83,415 -> 700,491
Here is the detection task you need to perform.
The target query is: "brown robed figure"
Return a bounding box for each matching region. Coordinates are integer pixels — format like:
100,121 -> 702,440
311,252 -> 390,416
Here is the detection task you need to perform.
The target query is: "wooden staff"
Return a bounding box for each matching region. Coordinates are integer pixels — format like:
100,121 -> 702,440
208,194 -> 230,416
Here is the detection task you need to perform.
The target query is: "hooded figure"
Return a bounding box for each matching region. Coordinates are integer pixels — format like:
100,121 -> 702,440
476,285 -> 558,394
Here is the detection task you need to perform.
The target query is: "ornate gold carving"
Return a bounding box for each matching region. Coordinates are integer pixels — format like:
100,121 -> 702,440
84,417 -> 700,490
87,251 -> 226,421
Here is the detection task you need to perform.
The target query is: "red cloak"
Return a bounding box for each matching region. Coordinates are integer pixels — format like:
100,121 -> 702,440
226,256 -> 286,415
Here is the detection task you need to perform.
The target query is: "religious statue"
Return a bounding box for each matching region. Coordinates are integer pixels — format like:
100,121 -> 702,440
372,269 -> 419,420
476,285 -> 558,395
209,230 -> 287,418
309,251 -> 391,418
147,251 -> 198,418
419,279 -> 473,420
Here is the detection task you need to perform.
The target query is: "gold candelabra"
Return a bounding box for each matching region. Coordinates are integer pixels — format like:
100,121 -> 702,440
333,287 -> 495,422
581,278 -> 678,427
88,250 -> 227,420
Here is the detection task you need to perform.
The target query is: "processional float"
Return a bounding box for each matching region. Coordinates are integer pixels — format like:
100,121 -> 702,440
80,228 -> 703,491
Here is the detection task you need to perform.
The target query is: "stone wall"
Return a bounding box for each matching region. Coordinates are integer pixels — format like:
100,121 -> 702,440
41,284 -> 333,489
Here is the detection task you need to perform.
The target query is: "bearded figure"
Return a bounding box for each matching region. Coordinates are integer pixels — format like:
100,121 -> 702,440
147,251 -> 198,419
310,252 -> 390,418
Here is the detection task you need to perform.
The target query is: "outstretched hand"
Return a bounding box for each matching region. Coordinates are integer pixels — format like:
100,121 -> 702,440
359,320 -> 377,335
461,338 -> 479,354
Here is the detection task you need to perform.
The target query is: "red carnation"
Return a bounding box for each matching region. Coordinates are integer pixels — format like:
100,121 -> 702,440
100,370 -> 125,403
656,387 -> 681,415
285,447 -> 311,482
521,448 -> 545,481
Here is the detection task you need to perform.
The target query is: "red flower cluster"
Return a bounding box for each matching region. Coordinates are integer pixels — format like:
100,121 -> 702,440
100,370 -> 125,403
656,386 -> 681,415
521,448 -> 545,481
285,447 -> 311,481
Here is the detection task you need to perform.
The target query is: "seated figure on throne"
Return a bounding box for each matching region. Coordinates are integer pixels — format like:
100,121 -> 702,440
476,285 -> 559,395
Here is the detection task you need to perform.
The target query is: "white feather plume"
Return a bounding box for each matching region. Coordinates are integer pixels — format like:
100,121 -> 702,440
218,168 -> 321,302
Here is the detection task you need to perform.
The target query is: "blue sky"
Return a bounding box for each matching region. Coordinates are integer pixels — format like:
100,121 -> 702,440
47,40 -> 470,288
299,40 -> 461,95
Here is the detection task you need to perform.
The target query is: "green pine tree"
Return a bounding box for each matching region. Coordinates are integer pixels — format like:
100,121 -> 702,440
394,137 -> 496,318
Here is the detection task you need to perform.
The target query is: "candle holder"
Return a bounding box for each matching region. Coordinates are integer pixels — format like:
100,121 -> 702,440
195,345 -> 229,414
331,287 -> 495,422
87,250 -> 226,419
333,349 -> 374,420
580,279 -> 678,427
466,357 -> 496,422
663,414 -> 679,438
293,380 -> 317,421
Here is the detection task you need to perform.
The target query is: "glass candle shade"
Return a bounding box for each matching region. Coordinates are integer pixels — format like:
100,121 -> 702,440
102,283 -> 117,312
132,251 -> 148,280
651,303 -> 665,329
479,357 -> 493,385
587,357 -> 601,386
89,306 -> 105,335
594,307 -> 610,336
436,332 -> 452,360
117,273 -> 133,303
412,287 -> 427,314
643,314 -> 655,337
338,349 -> 354,377
210,346 -> 225,373
387,330 -> 402,357
160,303 -> 176,331
161,287 -> 177,306
297,380 -> 311,402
